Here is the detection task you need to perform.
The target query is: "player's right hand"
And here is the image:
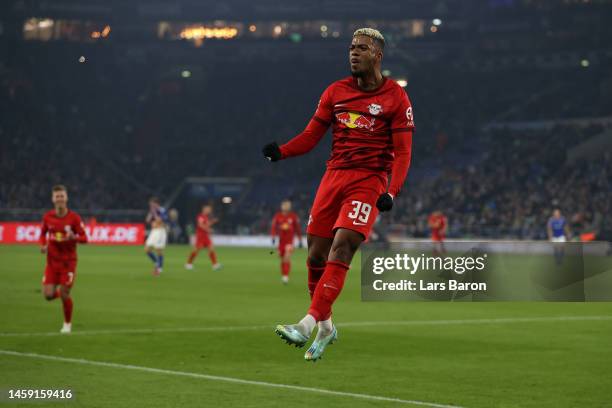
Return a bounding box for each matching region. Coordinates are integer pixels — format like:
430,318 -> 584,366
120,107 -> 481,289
262,142 -> 282,162
40,245 -> 47,254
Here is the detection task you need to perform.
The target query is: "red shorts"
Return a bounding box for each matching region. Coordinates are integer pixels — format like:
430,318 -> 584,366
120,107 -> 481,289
196,234 -> 212,248
43,259 -> 77,287
432,233 -> 445,242
307,168 -> 387,239
278,242 -> 294,257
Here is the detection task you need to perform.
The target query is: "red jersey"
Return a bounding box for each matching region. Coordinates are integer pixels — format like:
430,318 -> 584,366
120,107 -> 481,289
196,214 -> 212,239
280,76 -> 414,196
428,213 -> 447,235
271,212 -> 302,243
40,209 -> 87,261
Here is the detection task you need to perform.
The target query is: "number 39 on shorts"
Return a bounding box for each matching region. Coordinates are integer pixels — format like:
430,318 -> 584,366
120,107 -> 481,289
347,200 -> 372,224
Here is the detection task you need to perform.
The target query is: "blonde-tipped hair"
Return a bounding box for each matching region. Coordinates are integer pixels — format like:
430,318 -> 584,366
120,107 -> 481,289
353,28 -> 385,49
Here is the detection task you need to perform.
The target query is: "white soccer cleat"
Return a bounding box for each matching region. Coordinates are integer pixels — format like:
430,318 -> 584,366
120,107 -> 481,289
184,263 -> 194,270
212,263 -> 223,271
60,323 -> 72,334
281,275 -> 289,285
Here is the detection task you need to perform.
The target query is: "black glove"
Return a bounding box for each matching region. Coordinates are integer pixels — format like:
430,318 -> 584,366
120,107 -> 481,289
262,142 -> 282,162
376,193 -> 394,212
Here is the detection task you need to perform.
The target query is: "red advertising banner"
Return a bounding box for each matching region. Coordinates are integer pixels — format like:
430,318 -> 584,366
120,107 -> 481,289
0,222 -> 145,245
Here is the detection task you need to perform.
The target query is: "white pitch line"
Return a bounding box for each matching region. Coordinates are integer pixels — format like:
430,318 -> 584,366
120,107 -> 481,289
0,350 -> 463,408
1,316 -> 611,338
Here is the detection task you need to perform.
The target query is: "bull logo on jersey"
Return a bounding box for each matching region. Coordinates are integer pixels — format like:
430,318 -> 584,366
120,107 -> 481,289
368,103 -> 382,115
335,112 -> 375,131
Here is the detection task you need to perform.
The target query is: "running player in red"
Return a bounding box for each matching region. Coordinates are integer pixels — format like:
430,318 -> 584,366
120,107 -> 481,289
271,200 -> 303,284
40,185 -> 88,334
185,204 -> 222,271
428,210 -> 448,256
263,28 -> 413,361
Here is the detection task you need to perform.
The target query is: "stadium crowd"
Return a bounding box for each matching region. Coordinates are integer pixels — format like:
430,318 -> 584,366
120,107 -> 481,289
1,39 -> 610,240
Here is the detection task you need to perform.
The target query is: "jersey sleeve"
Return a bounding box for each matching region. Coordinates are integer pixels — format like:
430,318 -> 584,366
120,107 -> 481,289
387,87 -> 415,197
313,84 -> 334,126
73,214 -> 88,243
391,88 -> 415,133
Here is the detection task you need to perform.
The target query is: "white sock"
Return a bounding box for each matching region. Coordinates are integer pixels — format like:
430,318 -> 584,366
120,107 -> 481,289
297,314 -> 316,337
317,318 -> 333,336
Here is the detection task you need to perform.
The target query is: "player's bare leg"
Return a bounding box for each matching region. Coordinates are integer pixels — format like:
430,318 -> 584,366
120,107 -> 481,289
304,228 -> 362,361
59,284 -> 73,333
43,283 -> 60,301
275,234 -> 331,346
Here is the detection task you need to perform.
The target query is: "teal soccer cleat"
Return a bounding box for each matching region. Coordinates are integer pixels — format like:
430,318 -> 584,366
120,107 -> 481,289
275,324 -> 309,348
304,326 -> 338,362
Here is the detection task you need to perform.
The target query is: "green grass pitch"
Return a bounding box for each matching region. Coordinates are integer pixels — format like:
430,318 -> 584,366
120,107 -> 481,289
1,244 -> 611,408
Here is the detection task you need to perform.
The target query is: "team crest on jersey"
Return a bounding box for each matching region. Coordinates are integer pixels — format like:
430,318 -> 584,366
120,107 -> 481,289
335,112 -> 375,131
368,103 -> 382,115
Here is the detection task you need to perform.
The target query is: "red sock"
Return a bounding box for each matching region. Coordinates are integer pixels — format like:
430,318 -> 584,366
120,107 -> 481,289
307,261 -> 326,299
209,250 -> 217,265
281,261 -> 290,277
62,296 -> 73,323
308,260 -> 349,321
187,250 -> 198,264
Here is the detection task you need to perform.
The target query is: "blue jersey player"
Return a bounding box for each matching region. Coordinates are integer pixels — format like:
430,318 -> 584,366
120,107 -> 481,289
547,209 -> 571,264
145,197 -> 169,275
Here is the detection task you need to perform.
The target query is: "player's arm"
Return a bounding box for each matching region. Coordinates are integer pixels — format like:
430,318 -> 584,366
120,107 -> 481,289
442,217 -> 448,235
377,90 -> 414,212
73,216 -> 88,243
197,218 -> 209,232
39,217 -> 48,253
262,86 -> 333,161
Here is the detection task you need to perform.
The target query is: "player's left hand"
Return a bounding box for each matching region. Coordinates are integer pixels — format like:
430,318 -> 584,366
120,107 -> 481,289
376,193 -> 394,212
262,142 -> 282,162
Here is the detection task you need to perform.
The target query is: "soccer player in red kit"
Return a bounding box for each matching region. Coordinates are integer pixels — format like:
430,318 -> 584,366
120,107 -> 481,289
271,200 -> 303,284
40,185 -> 88,333
428,210 -> 448,256
262,28 -> 414,361
185,204 -> 222,271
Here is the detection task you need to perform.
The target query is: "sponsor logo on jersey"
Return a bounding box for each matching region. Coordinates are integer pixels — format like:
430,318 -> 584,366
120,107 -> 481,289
368,103 -> 382,115
406,106 -> 415,127
335,112 -> 375,131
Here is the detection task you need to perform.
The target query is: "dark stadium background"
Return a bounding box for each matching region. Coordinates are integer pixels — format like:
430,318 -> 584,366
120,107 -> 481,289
1,0 -> 610,241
